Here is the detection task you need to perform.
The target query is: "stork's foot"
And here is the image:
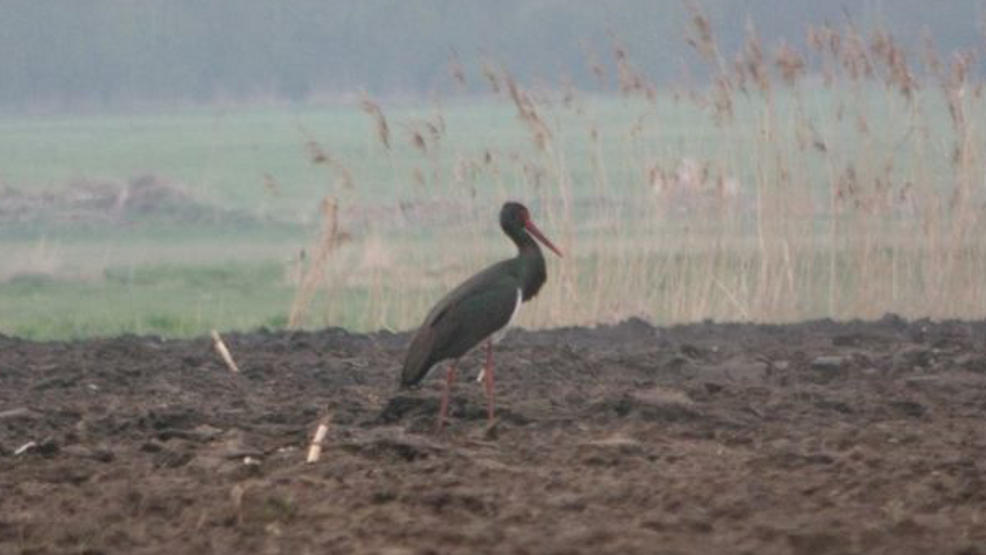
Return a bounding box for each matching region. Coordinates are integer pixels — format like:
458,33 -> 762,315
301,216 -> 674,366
436,362 -> 458,433
435,414 -> 448,434
483,417 -> 499,440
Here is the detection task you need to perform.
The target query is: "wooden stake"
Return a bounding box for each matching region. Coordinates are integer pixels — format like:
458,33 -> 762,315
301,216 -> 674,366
210,330 -> 240,373
306,416 -> 332,463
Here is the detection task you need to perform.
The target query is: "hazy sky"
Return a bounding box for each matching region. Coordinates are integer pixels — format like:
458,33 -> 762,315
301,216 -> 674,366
1,0 -> 983,111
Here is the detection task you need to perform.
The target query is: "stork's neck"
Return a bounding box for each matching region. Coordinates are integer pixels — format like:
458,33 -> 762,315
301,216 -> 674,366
505,225 -> 539,255
504,226 -> 547,300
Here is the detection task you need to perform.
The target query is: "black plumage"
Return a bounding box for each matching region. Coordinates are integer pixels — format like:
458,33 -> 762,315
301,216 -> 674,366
400,201 -> 562,427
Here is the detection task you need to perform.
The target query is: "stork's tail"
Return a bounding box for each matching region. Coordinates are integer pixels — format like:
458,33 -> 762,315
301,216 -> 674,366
400,327 -> 436,387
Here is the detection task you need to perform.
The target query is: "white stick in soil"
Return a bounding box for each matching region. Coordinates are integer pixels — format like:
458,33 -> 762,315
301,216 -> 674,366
306,417 -> 331,463
210,330 -> 240,373
13,441 -> 36,456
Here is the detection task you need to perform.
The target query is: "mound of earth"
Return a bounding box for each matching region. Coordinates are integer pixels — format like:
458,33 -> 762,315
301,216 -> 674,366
1,316 -> 985,554
0,175 -> 258,227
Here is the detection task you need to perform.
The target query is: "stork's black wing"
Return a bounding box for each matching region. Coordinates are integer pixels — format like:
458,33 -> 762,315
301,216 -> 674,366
401,260 -> 520,386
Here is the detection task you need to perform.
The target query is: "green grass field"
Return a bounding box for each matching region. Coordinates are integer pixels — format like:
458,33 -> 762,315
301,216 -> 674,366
0,97 -> 712,338
2,24 -> 985,340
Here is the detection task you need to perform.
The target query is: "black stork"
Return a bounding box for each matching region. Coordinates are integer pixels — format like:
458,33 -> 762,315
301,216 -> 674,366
401,201 -> 563,429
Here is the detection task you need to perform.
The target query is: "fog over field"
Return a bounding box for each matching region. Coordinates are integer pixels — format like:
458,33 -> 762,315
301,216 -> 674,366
2,1 -> 983,110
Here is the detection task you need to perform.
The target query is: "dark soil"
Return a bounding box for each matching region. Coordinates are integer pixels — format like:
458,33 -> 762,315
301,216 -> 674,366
2,316 -> 985,554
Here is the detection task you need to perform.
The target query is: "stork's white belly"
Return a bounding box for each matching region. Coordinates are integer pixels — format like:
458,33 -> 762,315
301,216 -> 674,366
492,288 -> 523,344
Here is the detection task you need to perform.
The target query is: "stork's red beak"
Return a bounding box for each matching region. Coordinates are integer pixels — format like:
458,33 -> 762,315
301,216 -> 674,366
524,219 -> 564,257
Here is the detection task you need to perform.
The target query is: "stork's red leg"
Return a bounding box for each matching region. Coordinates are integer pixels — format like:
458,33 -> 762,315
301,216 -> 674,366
483,339 -> 495,423
437,362 -> 457,431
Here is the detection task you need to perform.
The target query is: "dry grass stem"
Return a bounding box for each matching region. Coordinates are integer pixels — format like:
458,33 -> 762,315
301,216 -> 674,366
359,96 -> 391,150
288,197 -> 349,328
285,11 -> 986,333
448,49 -> 467,89
210,330 -> 240,373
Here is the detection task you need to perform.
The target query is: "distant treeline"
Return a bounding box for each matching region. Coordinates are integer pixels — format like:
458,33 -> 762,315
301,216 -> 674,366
1,0 -> 983,110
